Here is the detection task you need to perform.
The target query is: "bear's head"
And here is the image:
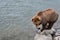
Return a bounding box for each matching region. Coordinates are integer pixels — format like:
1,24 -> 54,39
32,11 -> 43,29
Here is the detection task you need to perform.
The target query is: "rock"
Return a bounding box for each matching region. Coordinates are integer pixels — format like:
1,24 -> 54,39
34,28 -> 60,40
34,33 -> 52,40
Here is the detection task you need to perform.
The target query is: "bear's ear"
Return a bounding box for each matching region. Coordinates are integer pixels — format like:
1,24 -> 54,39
37,11 -> 43,16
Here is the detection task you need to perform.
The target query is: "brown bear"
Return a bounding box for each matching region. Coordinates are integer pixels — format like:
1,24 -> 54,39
32,9 -> 58,32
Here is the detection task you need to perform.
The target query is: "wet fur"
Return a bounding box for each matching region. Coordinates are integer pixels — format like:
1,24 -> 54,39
32,9 -> 58,32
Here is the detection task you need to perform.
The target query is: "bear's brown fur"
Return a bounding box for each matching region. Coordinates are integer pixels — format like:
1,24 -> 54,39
32,9 -> 58,32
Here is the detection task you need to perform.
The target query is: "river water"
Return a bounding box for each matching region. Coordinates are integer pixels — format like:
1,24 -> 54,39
0,0 -> 60,40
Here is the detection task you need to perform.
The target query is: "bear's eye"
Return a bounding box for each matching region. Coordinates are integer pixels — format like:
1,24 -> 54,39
34,20 -> 37,22
34,18 -> 40,22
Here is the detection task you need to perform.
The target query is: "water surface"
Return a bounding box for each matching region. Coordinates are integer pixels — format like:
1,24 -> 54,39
0,0 -> 60,40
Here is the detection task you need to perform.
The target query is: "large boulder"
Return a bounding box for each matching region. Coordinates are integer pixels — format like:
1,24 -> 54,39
34,28 -> 60,40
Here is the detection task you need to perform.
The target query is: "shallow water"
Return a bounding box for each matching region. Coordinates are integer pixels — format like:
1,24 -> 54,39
0,0 -> 60,40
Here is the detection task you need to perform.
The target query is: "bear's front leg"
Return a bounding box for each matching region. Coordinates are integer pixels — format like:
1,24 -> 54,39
41,24 -> 47,32
46,22 -> 54,30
